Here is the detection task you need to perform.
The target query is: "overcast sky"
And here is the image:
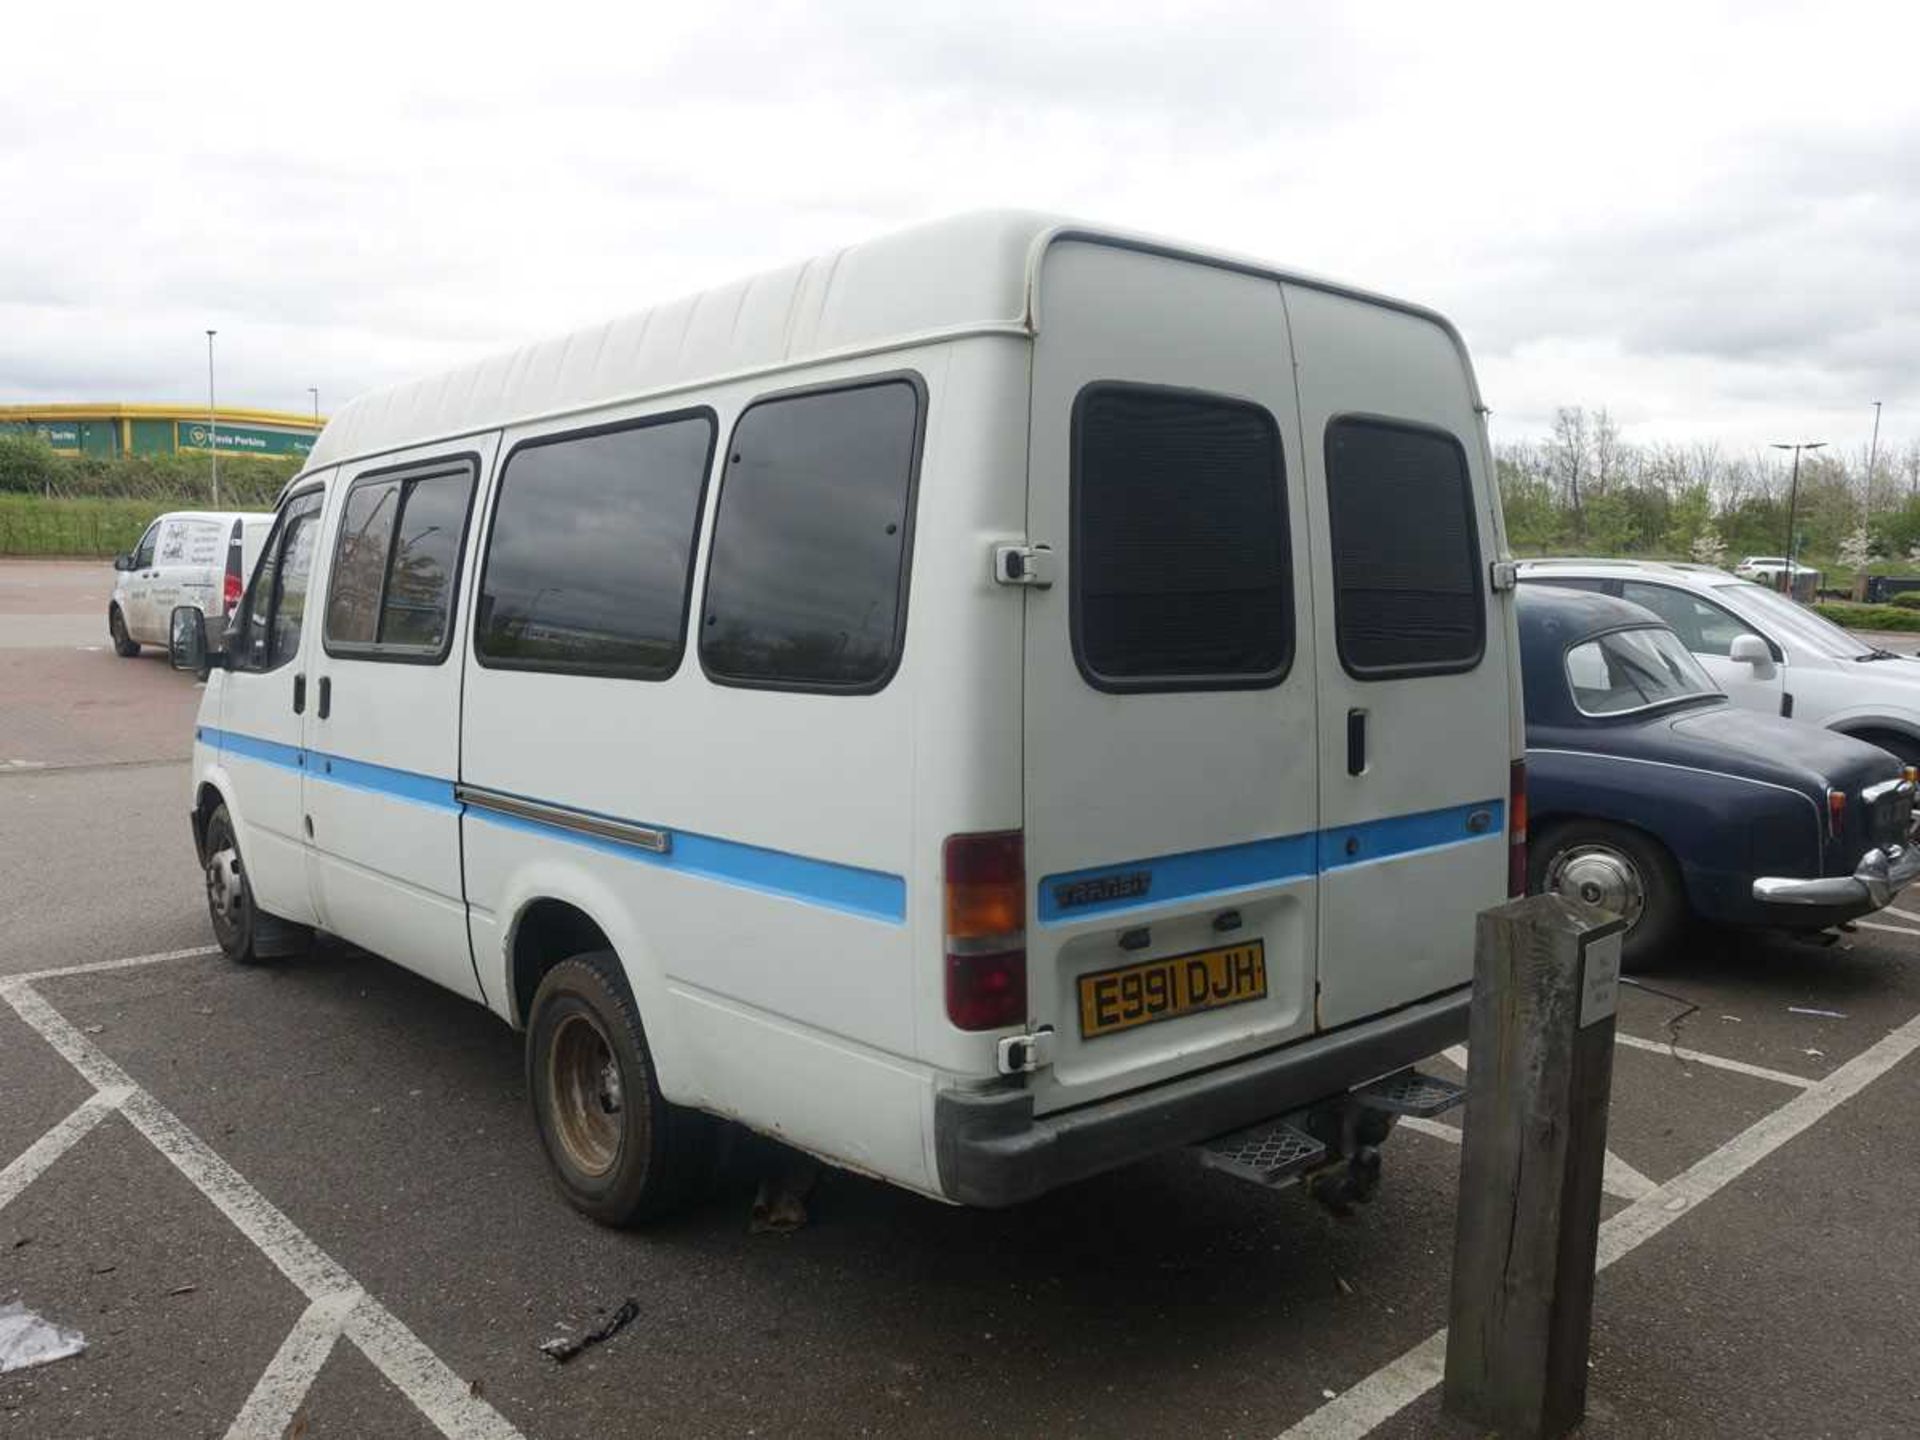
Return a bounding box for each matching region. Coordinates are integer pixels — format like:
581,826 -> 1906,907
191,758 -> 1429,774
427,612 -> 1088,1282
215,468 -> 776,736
3,0 -> 1914,458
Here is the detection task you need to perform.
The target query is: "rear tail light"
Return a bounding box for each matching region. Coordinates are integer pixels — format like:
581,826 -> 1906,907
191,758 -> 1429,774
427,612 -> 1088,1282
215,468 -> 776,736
1828,788 -> 1847,840
1508,759 -> 1529,897
223,529 -> 244,617
944,831 -> 1026,1031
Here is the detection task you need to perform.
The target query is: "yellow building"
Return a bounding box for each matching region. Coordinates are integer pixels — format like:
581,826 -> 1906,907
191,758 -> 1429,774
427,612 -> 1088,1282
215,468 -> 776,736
0,403 -> 324,461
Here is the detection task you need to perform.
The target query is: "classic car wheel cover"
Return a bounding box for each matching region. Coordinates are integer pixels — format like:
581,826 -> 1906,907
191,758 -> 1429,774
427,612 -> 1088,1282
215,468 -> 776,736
1547,843 -> 1645,929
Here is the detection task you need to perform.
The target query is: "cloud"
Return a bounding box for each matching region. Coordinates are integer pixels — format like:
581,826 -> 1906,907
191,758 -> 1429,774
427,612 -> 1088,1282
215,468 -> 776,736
0,0 -> 1915,458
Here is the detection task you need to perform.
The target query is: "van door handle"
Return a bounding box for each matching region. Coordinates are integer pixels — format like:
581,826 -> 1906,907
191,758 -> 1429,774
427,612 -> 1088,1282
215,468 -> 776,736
1347,708 -> 1367,776
293,674 -> 306,715
317,677 -> 331,720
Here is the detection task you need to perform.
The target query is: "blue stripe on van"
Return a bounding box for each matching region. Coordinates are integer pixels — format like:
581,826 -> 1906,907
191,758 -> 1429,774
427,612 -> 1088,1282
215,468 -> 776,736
467,806 -> 907,925
1036,798 -> 1506,925
195,725 -> 906,924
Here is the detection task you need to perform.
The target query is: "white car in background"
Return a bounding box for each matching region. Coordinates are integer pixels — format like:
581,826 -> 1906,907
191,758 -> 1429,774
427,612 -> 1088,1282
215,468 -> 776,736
110,510 -> 272,658
1520,559 -> 1920,763
1732,555 -> 1818,585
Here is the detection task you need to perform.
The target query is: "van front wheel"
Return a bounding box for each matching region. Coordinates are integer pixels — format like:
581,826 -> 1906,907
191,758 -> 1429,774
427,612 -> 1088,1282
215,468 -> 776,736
202,804 -> 259,962
526,952 -> 715,1226
109,606 -> 139,657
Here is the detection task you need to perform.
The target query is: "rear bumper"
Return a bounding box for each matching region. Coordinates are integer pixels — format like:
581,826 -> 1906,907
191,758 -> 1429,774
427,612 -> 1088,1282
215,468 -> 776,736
932,986 -> 1470,1207
1752,843 -> 1920,912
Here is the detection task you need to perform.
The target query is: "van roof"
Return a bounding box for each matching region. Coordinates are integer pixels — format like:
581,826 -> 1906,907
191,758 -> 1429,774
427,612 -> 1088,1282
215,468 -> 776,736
1516,557 -> 1737,581
306,210 -> 1475,473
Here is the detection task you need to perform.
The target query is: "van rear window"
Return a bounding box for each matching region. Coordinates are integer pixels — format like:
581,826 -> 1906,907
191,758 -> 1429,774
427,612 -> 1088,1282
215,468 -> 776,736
475,411 -> 716,678
699,379 -> 922,693
1072,384 -> 1292,691
1325,418 -> 1483,677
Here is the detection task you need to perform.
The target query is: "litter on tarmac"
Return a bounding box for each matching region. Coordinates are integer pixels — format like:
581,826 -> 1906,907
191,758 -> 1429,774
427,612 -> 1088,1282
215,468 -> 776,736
0,1301 -> 86,1373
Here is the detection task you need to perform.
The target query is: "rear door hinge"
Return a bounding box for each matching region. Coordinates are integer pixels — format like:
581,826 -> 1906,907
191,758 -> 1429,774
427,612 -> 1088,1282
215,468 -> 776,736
996,1027 -> 1056,1075
993,543 -> 1057,588
1489,559 -> 1518,592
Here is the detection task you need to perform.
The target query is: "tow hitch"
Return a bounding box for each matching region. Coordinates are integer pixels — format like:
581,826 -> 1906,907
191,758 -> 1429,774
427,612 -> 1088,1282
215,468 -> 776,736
1193,1067 -> 1465,1214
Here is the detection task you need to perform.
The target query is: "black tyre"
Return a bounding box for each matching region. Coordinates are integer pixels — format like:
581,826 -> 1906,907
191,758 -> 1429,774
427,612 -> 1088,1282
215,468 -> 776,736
202,804 -> 262,963
1530,819 -> 1685,968
109,606 -> 140,657
526,952 -> 717,1225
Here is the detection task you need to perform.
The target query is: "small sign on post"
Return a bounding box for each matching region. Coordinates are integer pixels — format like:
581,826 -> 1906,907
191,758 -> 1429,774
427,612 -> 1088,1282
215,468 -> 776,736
1443,893 -> 1626,1439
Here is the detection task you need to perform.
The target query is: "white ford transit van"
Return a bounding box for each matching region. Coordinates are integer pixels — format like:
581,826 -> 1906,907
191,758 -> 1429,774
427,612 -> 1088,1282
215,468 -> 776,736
177,213 -> 1525,1223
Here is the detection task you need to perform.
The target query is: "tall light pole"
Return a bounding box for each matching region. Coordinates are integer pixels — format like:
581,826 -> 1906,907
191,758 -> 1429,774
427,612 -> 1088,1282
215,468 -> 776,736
1771,440 -> 1826,592
308,386 -> 319,422
205,329 -> 220,507
1867,401 -> 1883,512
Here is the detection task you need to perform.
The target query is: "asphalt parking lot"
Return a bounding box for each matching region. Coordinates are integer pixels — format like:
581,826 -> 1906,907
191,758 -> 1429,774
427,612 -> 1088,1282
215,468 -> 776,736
4,557 -> 1920,1438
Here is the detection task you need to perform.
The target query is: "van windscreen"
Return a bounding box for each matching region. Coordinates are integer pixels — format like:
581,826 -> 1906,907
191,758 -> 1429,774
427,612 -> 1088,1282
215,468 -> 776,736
1325,417 -> 1483,677
1071,383 -> 1292,691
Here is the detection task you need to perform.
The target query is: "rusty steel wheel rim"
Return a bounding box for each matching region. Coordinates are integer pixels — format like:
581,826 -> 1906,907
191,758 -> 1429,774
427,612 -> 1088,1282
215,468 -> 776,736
549,1012 -> 624,1178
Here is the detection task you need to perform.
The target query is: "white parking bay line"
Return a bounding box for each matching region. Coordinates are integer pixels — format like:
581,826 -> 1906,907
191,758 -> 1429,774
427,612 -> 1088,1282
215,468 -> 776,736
0,975 -> 523,1440
0,1086 -> 131,1212
1880,905 -> 1920,926
1613,1031 -> 1816,1089
1396,1117 -> 1655,1202
1853,919 -> 1920,941
225,1291 -> 358,1440
1279,1006 -> 1920,1439
8,944 -> 218,984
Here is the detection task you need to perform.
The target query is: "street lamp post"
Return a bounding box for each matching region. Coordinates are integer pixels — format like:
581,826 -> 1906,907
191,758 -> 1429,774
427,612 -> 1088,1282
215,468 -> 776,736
1771,440 -> 1826,594
1867,401 -> 1883,512
205,329 -> 219,508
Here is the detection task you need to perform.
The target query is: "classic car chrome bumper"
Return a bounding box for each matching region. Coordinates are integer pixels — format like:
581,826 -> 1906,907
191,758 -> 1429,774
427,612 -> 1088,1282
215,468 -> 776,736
1752,844 -> 1920,909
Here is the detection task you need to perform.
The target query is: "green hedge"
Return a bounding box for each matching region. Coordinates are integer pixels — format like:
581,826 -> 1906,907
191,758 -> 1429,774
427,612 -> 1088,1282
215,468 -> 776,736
1812,601 -> 1920,633
0,496 -> 172,556
1890,592 -> 1920,611
0,433 -> 296,505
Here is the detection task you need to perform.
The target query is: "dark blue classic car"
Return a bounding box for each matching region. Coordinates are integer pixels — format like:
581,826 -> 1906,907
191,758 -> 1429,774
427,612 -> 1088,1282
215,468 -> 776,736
1520,587 -> 1920,964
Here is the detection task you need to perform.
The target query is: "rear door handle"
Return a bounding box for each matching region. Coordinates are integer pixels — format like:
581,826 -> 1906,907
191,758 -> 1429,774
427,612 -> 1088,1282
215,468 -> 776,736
293,674 -> 306,714
317,676 -> 331,720
1347,708 -> 1367,776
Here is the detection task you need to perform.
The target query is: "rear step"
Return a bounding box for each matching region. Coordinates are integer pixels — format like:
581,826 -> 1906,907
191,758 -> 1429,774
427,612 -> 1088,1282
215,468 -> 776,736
1351,1068 -> 1465,1118
1195,1120 -> 1327,1189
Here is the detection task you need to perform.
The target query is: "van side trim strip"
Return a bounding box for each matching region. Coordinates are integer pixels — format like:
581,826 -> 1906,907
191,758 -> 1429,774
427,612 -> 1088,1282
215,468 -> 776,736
195,725 -> 907,924
455,784 -> 670,854
1036,799 -> 1504,925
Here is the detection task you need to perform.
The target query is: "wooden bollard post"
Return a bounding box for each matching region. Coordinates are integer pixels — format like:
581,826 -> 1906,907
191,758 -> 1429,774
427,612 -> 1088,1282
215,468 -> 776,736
1442,893 -> 1625,1439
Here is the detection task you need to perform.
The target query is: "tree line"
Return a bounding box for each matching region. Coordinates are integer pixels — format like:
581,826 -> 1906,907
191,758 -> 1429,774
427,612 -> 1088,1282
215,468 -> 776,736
1499,407 -> 1920,571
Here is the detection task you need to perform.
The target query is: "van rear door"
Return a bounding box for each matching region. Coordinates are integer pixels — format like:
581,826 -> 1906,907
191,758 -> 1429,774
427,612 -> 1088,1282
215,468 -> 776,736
1282,284 -> 1512,1028
1020,240 -> 1318,1116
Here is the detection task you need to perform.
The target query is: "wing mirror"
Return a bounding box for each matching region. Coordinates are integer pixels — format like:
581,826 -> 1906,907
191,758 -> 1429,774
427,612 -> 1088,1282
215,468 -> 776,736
112,552 -> 135,571
170,605 -> 213,674
1730,633 -> 1773,667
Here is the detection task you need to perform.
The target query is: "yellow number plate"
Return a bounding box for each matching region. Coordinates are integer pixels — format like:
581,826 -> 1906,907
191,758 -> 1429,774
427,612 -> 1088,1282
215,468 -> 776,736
1077,941 -> 1267,1039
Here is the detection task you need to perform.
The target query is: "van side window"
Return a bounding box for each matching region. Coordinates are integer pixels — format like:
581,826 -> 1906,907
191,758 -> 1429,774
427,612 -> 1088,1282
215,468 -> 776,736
323,460 -> 477,662
475,411 -> 715,677
133,522 -> 161,570
1325,418 -> 1484,677
1071,384 -> 1293,691
240,490 -> 324,672
700,379 -> 922,692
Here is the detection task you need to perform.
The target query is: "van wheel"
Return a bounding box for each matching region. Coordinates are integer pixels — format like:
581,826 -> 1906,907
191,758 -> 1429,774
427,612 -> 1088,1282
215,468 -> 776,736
526,952 -> 716,1225
202,804 -> 260,963
1530,820 -> 1683,968
109,606 -> 139,657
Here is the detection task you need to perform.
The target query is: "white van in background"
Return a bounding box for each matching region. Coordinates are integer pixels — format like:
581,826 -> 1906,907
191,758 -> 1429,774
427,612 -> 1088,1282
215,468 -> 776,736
111,510 -> 272,657
173,212 -> 1525,1224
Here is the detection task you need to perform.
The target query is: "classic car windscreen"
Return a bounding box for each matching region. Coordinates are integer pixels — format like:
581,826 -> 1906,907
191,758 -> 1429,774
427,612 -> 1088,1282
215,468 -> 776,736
1567,626 -> 1721,716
